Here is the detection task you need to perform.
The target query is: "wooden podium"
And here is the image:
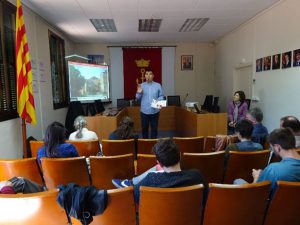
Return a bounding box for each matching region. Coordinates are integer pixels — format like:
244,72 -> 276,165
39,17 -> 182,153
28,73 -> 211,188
86,106 -> 227,140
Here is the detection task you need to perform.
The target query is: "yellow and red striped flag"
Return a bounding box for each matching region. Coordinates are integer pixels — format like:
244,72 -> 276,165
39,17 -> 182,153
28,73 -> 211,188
16,0 -> 36,125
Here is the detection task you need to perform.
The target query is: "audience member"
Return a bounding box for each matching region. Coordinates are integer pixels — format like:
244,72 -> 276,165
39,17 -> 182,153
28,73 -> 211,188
37,122 -> 79,163
228,90 -> 248,134
252,128 -> 300,188
226,119 -> 263,151
246,107 -> 268,145
69,116 -> 98,141
280,116 -> 300,148
109,116 -> 138,140
112,138 -> 206,202
234,128 -> 300,189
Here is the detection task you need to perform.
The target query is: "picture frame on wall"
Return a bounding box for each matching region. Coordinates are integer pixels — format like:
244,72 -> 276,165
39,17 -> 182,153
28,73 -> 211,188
272,54 -> 281,70
181,55 -> 193,70
87,54 -> 104,64
256,58 -> 262,72
293,49 -> 300,67
282,51 -> 291,69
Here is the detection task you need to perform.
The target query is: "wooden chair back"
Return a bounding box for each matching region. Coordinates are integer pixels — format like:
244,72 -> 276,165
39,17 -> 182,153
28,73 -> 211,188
41,157 -> 90,189
263,181 -> 300,225
101,139 -> 135,156
0,190 -> 81,225
137,138 -> 157,154
0,158 -> 43,185
66,140 -> 100,156
90,187 -> 136,225
90,154 -> 135,189
182,151 -> 226,183
29,140 -> 44,158
204,136 -> 216,152
223,150 -> 270,184
173,136 -> 205,153
139,184 -> 204,225
202,181 -> 271,225
136,154 -> 157,176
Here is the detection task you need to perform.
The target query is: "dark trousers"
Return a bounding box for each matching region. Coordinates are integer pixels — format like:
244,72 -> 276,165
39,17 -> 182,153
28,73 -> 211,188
141,112 -> 160,139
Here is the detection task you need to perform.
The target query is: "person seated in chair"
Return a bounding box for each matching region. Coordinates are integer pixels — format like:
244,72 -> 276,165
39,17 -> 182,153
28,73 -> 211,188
225,119 -> 263,151
246,107 -> 268,146
109,116 -> 138,140
280,116 -> 300,148
235,128 -> 300,189
112,138 -> 206,202
69,116 -> 98,141
37,122 -> 79,163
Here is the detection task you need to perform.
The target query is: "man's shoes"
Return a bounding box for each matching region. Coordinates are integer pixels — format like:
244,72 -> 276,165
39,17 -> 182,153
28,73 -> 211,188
112,179 -> 132,188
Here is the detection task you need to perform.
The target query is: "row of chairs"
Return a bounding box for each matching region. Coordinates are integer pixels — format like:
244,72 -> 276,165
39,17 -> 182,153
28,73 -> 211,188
29,136 -> 220,158
0,150 -> 271,190
0,181 -> 299,225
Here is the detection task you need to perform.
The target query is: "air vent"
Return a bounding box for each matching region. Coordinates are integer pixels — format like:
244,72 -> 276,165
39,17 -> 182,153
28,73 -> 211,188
179,18 -> 209,32
90,19 -> 117,32
139,19 -> 162,32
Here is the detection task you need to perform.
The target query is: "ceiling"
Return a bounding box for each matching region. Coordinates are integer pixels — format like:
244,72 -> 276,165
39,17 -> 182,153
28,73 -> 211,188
22,0 -> 280,43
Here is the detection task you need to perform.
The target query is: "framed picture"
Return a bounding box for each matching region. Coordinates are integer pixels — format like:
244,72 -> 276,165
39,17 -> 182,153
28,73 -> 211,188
272,54 -> 281,70
282,51 -> 291,69
181,55 -> 193,70
256,58 -> 262,72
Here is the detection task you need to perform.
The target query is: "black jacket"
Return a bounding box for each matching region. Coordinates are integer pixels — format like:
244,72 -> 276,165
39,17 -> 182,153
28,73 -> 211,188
57,183 -> 108,225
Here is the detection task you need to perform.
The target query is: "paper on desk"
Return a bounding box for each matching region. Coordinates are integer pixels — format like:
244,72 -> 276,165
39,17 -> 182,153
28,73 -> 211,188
151,99 -> 167,109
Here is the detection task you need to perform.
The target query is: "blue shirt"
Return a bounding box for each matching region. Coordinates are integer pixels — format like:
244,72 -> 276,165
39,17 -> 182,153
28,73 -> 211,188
226,140 -> 263,151
257,158 -> 300,189
252,123 -> 268,145
136,81 -> 164,115
37,143 -> 79,163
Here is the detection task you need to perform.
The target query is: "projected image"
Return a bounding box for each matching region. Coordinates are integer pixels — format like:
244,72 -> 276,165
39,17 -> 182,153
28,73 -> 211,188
68,61 -> 110,102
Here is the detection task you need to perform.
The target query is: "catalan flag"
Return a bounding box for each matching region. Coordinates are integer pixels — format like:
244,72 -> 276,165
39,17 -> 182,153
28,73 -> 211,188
16,0 -> 36,125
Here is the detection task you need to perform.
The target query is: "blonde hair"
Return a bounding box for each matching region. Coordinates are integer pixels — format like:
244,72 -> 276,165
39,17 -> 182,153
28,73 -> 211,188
73,116 -> 87,139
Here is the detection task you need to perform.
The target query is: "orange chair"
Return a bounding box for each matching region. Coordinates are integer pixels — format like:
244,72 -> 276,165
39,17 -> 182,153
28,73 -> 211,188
66,140 -> 100,156
136,154 -> 157,176
89,187 -> 136,225
41,157 -> 90,189
90,154 -> 135,189
0,158 -> 43,185
204,136 -> 216,152
202,181 -> 271,225
173,136 -> 205,153
182,151 -> 226,183
223,150 -> 270,184
101,139 -> 135,156
0,190 -> 81,225
29,140 -> 44,158
137,139 -> 157,154
139,184 -> 204,225
263,181 -> 300,225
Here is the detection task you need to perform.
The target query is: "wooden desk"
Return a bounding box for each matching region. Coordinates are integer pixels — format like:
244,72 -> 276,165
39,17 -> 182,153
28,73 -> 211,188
86,106 -> 227,140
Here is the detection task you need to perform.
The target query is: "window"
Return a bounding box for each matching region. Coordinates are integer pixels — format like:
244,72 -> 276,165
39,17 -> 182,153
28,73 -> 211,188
0,0 -> 18,122
48,30 -> 68,109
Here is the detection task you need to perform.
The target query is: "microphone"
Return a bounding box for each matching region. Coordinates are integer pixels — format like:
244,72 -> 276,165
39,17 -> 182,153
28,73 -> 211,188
181,93 -> 189,107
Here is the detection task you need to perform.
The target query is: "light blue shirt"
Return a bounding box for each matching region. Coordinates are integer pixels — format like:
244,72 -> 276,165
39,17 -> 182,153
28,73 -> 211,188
136,81 -> 164,115
257,157 -> 300,189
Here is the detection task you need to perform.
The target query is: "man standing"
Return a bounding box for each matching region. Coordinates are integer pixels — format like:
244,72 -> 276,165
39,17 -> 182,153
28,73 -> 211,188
136,68 -> 164,138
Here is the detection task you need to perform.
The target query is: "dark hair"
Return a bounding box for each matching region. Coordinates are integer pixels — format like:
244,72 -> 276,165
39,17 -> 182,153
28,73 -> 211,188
269,128 -> 295,150
234,90 -> 246,103
248,107 -> 263,122
235,119 -> 253,138
280,116 -> 300,133
145,67 -> 153,73
44,122 -> 67,158
113,116 -> 136,139
152,138 -> 180,167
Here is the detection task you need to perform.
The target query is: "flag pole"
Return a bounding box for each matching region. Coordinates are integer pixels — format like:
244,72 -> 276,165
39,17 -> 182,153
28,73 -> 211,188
21,119 -> 28,158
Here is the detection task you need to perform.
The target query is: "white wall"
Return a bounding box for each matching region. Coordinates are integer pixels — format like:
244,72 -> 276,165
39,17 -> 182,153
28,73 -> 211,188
215,0 -> 300,132
0,1 -> 75,158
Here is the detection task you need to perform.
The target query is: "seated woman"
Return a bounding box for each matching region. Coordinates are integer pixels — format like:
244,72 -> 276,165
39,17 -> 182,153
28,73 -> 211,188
69,116 -> 98,141
109,116 -> 138,140
228,90 -> 248,134
37,122 -> 79,163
